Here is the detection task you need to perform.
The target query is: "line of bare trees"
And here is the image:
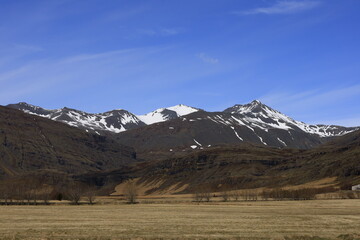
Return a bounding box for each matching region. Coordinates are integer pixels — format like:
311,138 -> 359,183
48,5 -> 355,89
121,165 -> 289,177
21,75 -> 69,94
0,177 -> 99,205
192,186 -> 360,202
193,189 -> 260,202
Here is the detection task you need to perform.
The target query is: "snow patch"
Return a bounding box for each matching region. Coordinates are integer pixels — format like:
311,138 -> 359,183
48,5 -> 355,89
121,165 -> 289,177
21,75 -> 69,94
277,137 -> 287,146
194,139 -> 202,146
230,126 -> 243,141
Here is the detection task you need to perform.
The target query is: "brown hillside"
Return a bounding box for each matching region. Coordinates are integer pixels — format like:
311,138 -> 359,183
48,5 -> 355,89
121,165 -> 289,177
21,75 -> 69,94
116,131 -> 360,194
0,106 -> 137,178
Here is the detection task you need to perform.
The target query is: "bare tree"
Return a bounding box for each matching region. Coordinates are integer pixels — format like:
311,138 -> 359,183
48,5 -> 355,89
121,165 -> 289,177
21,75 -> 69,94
24,181 -> 34,205
202,191 -> 212,202
220,191 -> 230,202
249,190 -> 258,201
193,191 -> 203,203
230,191 -> 241,201
262,190 -> 270,201
40,186 -> 52,205
85,186 -> 97,205
0,182 -> 9,205
124,180 -> 138,204
67,182 -> 85,205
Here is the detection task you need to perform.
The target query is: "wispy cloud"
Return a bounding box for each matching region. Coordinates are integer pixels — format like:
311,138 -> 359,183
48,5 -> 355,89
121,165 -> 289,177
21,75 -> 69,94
60,49 -> 138,64
137,28 -> 183,37
0,46 -> 226,108
260,84 -> 360,108
12,44 -> 44,52
197,53 -> 219,64
239,1 -> 321,15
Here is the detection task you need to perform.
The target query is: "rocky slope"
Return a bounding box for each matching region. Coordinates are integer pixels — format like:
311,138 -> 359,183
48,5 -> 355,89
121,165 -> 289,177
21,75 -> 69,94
0,106 -> 137,178
92,129 -> 360,194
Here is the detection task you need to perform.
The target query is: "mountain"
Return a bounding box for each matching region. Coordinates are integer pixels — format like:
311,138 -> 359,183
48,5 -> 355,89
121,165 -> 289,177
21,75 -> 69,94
6,102 -> 199,134
2,104 -> 359,194
115,101 -> 358,157
7,102 -> 145,134
7,101 -> 358,152
96,129 -> 360,194
0,106 -> 137,178
223,100 -> 354,138
137,104 -> 199,124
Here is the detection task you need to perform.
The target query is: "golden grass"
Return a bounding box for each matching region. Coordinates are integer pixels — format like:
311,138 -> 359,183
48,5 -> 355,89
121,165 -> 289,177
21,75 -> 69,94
112,178 -> 189,196
282,177 -> 339,190
112,177 -> 339,198
0,200 -> 359,240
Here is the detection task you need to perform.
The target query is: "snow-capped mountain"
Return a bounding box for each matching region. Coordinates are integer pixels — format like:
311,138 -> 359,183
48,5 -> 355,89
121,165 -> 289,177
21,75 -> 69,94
7,102 -> 145,133
7,101 -> 358,150
6,102 -> 199,133
137,104 -> 199,124
222,100 -> 354,138
115,100 -> 359,152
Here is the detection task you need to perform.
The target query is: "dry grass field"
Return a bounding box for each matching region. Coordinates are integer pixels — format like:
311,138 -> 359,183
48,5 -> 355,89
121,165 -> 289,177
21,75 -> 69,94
0,200 -> 359,240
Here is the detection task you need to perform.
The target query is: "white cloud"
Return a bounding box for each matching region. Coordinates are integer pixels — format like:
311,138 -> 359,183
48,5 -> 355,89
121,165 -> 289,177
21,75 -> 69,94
197,53 -> 219,64
240,1 -> 321,15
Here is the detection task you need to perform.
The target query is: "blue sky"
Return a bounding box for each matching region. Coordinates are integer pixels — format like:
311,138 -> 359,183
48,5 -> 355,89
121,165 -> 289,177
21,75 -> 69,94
1,0 -> 360,126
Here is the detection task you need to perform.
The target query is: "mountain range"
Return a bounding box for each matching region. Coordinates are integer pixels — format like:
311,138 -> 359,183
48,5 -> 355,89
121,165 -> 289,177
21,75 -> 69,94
0,103 -> 359,193
7,101 -> 358,153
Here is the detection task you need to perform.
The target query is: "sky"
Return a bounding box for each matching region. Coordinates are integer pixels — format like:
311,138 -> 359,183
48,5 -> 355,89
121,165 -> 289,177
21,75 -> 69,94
0,0 -> 360,126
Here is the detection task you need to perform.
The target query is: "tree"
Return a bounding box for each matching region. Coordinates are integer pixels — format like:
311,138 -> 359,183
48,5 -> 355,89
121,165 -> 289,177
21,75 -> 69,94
40,186 -> 52,205
262,190 -> 270,201
193,191 -> 203,203
85,186 -> 97,205
231,191 -> 241,201
124,180 -> 138,204
220,191 -> 230,202
67,181 -> 84,205
202,191 -> 212,202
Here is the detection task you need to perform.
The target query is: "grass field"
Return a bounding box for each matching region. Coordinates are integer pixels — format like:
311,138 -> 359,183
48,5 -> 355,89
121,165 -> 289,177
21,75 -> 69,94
0,200 -> 359,240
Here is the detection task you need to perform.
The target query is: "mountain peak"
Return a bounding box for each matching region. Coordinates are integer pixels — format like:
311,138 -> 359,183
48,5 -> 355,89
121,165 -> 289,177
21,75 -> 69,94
223,100 -> 268,114
137,104 -> 199,125
250,99 -> 263,105
7,102 -> 53,115
10,102 -> 40,109
166,104 -> 199,116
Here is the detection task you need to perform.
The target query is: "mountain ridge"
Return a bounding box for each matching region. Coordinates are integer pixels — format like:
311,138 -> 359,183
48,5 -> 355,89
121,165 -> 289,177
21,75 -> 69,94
6,101 -> 358,151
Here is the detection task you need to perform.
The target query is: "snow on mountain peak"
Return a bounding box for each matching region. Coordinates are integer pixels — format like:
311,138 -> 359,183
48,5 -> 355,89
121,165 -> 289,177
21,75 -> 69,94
137,104 -> 199,125
166,104 -> 199,116
224,100 -> 268,114
7,101 -> 358,139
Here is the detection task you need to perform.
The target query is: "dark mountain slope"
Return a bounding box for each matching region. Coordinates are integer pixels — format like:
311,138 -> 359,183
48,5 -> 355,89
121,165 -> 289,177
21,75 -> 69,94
120,130 -> 360,193
0,106 -> 137,178
116,110 -> 325,159
114,101 -> 357,162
